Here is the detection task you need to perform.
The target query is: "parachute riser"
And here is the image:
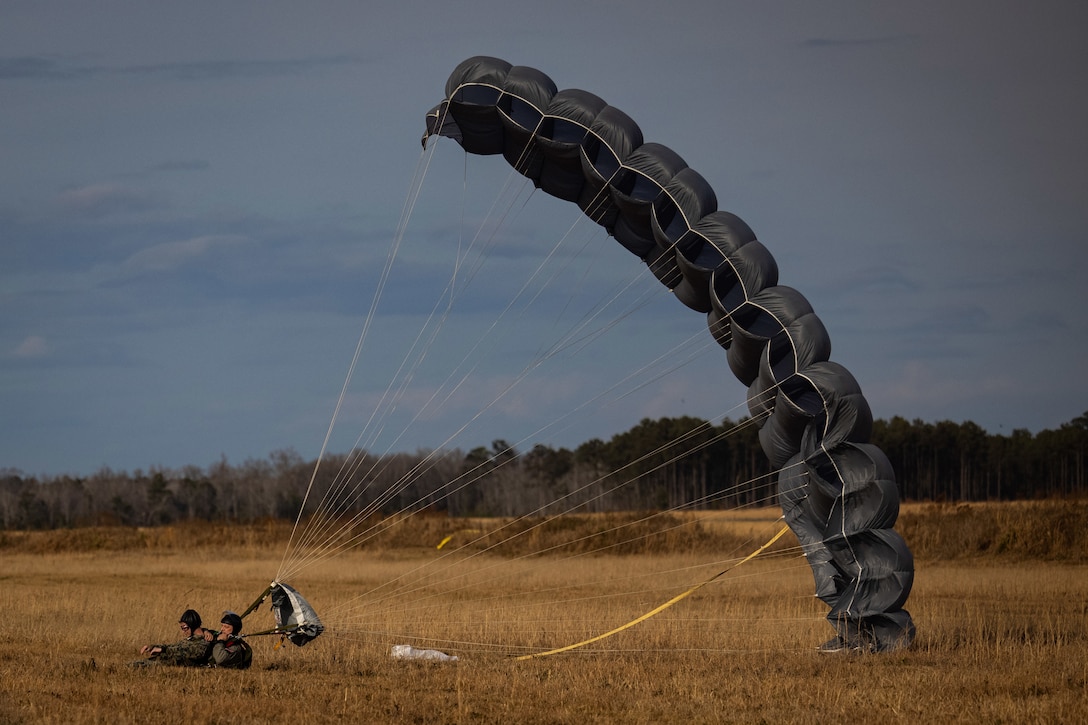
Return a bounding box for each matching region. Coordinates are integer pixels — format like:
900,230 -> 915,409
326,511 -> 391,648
240,623 -> 307,639
239,582 -> 275,620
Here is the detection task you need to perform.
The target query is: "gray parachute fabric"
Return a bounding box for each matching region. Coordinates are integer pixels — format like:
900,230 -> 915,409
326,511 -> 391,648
271,582 -> 325,646
424,56 -> 915,652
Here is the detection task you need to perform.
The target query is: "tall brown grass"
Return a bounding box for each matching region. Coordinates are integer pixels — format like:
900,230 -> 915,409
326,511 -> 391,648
897,499 -> 1088,560
1,501 -> 1086,723
4,500 -> 1086,560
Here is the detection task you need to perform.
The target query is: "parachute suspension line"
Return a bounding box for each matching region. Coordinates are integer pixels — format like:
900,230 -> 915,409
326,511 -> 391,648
444,160 -> 692,387
283,315 -> 804,585
280,155 -> 544,578
279,161 -> 704,580
317,420 -> 807,646
280,118 -> 812,597
282,345 -> 776,585
331,158 -> 539,460
331,520 -> 806,642
322,412 -> 791,621
280,179 -> 578,580
317,402 -> 802,624
283,330 -> 802,585
514,523 -> 793,659
331,536 -> 808,652
354,336 -> 745,574
280,136 -> 474,578
278,142 -> 439,580
324,528 -> 802,650
428,155 -> 637,394
281,192 -> 619,580
330,400 -> 818,640
283,103 -> 525,572
338,162 -> 532,460
317,133 -> 626,474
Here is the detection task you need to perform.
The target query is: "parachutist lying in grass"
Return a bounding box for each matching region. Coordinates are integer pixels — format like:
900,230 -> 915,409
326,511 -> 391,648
133,609 -> 212,667
200,611 -> 253,669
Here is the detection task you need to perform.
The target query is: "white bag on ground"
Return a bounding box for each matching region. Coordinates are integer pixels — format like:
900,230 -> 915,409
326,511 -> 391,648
390,644 -> 458,662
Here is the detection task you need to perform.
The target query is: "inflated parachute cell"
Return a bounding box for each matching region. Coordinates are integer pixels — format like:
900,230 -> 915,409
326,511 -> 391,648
423,56 -> 915,652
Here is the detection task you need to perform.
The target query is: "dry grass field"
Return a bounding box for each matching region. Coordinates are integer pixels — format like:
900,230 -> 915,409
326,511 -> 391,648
1,501 -> 1086,723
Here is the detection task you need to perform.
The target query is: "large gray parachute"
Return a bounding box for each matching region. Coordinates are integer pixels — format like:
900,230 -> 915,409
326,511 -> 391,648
423,56 -> 914,652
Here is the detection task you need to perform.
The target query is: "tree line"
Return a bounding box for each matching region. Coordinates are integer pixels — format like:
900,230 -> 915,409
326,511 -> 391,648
2,412 -> 1085,530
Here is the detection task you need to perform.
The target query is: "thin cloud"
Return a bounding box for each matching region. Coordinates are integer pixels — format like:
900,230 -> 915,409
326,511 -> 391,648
882,358 -> 1017,409
118,234 -> 248,277
0,55 -> 78,80
0,54 -> 369,83
120,55 -> 367,81
55,183 -> 160,219
13,336 -> 50,359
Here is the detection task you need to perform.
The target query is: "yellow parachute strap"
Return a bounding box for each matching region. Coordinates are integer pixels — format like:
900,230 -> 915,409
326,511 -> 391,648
437,529 -> 481,550
515,523 -> 791,661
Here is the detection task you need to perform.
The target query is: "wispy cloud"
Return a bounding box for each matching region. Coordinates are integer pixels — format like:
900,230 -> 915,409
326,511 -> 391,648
882,358 -> 1017,410
0,56 -> 77,80
0,54 -> 369,83
55,183 -> 160,219
118,234 -> 248,277
121,55 -> 367,81
13,335 -> 50,359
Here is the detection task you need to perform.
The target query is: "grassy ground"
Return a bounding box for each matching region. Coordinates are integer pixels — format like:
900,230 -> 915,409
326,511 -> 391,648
1,501 -> 1086,723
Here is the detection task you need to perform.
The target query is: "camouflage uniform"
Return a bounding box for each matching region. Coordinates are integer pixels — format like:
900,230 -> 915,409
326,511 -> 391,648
144,635 -> 212,667
210,636 -> 252,669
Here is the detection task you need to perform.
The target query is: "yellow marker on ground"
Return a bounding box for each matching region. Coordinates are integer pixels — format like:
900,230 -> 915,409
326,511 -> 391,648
515,524 -> 791,660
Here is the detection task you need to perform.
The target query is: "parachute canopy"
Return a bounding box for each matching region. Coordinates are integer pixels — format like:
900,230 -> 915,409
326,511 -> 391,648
271,581 -> 324,647
424,56 -> 915,652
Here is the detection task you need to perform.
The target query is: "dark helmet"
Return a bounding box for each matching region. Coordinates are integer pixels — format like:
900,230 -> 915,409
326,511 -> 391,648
221,611 -> 243,635
179,609 -> 202,631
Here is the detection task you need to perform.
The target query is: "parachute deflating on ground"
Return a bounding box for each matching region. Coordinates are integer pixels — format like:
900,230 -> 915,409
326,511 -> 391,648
271,582 -> 324,646
423,56 -> 916,652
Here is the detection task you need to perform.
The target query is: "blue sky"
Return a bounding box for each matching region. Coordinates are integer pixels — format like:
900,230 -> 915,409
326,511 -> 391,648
3,1 -> 1086,476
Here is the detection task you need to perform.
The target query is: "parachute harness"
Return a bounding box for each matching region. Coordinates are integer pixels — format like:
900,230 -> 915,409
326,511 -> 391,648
515,523 -> 790,660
